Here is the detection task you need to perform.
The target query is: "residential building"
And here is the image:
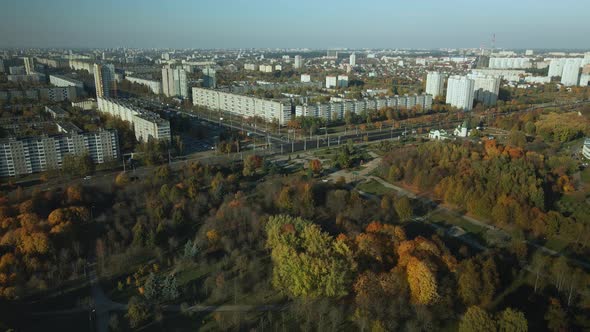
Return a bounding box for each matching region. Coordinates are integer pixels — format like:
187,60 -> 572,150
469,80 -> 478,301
301,74 -> 311,83
446,76 -> 475,111
349,53 -> 356,67
294,55 -> 303,69
50,74 -> 84,89
244,63 -> 258,71
561,60 -> 581,86
327,50 -> 338,59
125,76 -> 162,94
45,106 -> 68,119
72,99 -> 97,110
259,65 -> 273,73
326,76 -> 337,88
583,138 -> 590,160
7,73 -> 44,82
488,57 -> 531,69
23,57 -> 35,75
470,74 -> 501,106
93,63 -> 116,98
337,75 -> 349,88
192,88 -> 292,125
0,129 -> 119,177
97,97 -> 171,141
9,66 -> 25,75
69,60 -> 94,73
426,71 -> 445,98
162,65 -> 188,98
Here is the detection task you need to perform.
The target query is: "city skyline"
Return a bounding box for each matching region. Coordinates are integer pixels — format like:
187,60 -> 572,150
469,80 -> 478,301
1,0 -> 588,49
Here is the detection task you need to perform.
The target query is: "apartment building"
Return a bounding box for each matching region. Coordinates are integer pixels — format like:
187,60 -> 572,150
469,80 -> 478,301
0,129 -> 119,177
97,97 -> 171,141
192,88 -> 292,125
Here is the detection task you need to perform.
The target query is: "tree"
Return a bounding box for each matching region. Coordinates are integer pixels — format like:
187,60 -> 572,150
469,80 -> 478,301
497,308 -> 528,332
406,256 -> 438,305
126,296 -> 150,328
266,215 -> 355,298
545,298 -> 568,332
459,306 -> 496,332
309,159 -> 322,176
62,153 -> 94,176
243,155 -> 263,177
458,259 -> 480,306
115,172 -> 130,187
394,196 -> 413,222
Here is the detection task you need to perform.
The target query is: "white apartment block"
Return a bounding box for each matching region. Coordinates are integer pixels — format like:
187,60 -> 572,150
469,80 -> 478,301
259,65 -> 273,73
349,53 -> 356,67
244,63 -> 258,71
50,75 -> 84,89
488,57 -> 532,69
0,129 -> 119,177
97,97 -> 171,142
192,88 -> 292,125
94,63 -> 116,98
126,76 -> 162,94
337,75 -> 349,88
162,65 -> 188,98
295,94 -> 433,121
326,76 -> 337,88
294,55 -> 303,69
69,60 -> 94,73
469,74 -> 501,106
446,76 -> 475,111
561,60 -> 581,86
426,71 -> 445,98
301,74 -> 311,83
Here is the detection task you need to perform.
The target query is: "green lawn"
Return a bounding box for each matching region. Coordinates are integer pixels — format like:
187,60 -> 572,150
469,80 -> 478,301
356,179 -> 391,196
428,210 -> 487,236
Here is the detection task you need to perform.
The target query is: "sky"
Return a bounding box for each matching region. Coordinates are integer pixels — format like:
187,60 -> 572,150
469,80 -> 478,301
0,0 -> 588,50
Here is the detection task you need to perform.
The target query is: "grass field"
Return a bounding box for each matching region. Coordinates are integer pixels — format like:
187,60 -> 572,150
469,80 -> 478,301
428,210 -> 486,236
356,179 -> 391,196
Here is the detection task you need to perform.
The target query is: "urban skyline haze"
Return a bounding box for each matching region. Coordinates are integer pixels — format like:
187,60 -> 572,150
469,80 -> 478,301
0,0 -> 588,49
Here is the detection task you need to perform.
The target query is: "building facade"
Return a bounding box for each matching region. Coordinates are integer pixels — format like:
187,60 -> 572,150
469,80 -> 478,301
426,71 -> 445,98
446,76 -> 475,111
192,88 -> 292,125
470,74 -> 501,106
97,97 -> 170,142
125,76 -> 162,94
561,60 -> 581,86
294,55 -> 303,69
162,65 -> 188,98
0,129 -> 119,177
93,63 -> 116,98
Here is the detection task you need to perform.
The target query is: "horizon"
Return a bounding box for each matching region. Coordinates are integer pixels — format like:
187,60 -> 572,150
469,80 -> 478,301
1,0 -> 588,49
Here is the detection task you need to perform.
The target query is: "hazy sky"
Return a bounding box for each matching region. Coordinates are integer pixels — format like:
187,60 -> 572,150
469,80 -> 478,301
1,0 -> 588,49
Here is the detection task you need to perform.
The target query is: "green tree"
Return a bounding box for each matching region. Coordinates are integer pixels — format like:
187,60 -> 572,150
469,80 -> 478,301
459,306 -> 496,332
62,153 -> 94,176
497,308 -> 528,332
126,296 -> 150,328
394,196 -> 413,222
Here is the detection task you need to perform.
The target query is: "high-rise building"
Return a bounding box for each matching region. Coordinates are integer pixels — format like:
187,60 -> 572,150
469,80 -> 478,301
349,53 -> 356,67
425,72 -> 445,98
23,57 -> 35,75
525,50 -> 534,56
337,75 -> 349,88
446,76 -> 475,111
326,76 -> 337,88
202,67 -> 216,88
294,55 -> 303,69
93,63 -> 116,98
162,65 -> 188,98
327,50 -> 338,59
561,60 -> 581,86
470,74 -> 501,106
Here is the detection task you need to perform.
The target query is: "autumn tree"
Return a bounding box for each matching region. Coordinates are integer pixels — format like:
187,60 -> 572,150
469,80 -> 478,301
394,196 -> 413,222
309,159 -> 322,176
459,306 -> 496,332
497,308 -> 528,332
266,215 -> 355,298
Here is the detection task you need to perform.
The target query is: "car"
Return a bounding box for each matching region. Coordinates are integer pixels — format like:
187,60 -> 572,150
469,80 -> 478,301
83,176 -> 92,180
